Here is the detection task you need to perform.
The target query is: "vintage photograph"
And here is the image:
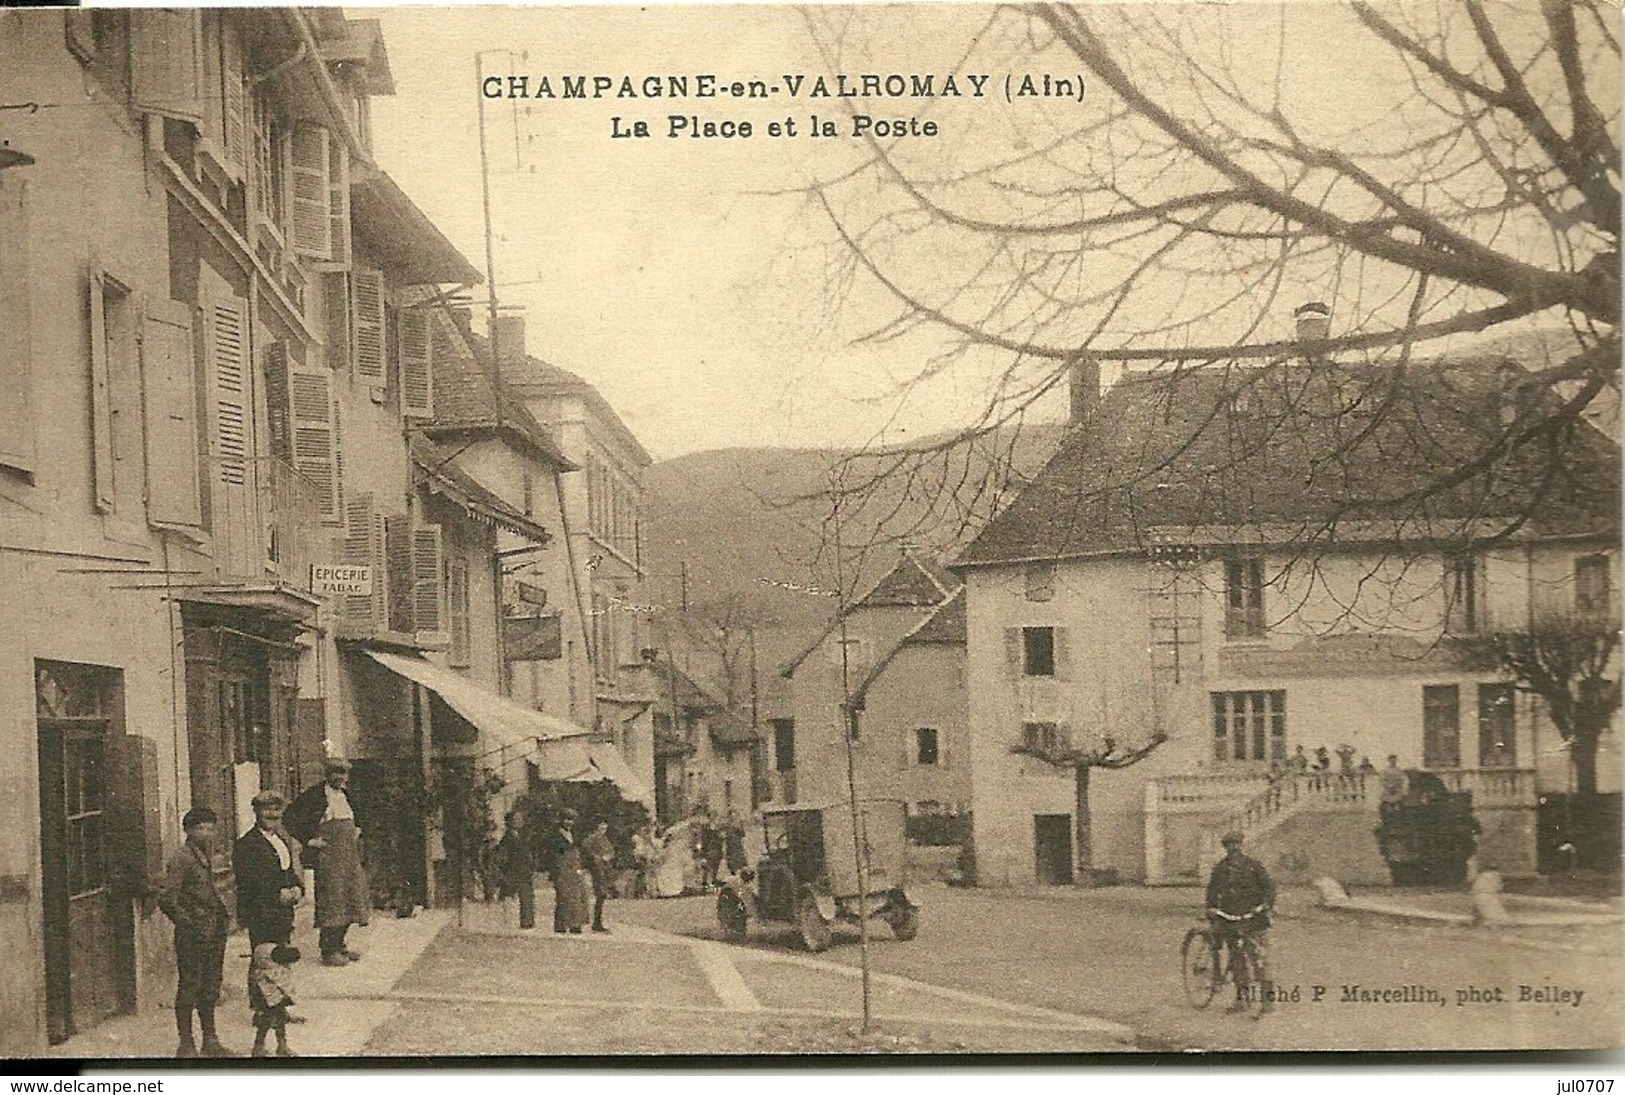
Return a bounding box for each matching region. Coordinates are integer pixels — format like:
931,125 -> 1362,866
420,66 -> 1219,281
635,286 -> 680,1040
0,1 -> 1619,1060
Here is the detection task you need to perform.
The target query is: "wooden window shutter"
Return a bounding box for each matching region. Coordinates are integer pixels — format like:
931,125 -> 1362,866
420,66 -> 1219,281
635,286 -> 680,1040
326,135 -> 350,268
413,526 -> 445,634
399,308 -> 434,418
1003,627 -> 1023,677
131,10 -> 202,122
140,299 -> 201,527
330,396 -> 345,522
384,515 -> 414,633
288,123 -> 332,260
0,177 -> 32,476
205,292 -> 248,487
287,363 -> 337,521
349,269 -> 384,383
218,22 -> 247,181
340,493 -> 379,625
322,273 -> 350,374
448,558 -> 470,666
1053,627 -> 1073,682
262,341 -> 291,464
88,270 -> 115,512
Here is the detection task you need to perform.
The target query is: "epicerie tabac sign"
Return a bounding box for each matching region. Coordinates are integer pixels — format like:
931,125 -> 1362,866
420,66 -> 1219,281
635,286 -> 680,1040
310,564 -> 373,596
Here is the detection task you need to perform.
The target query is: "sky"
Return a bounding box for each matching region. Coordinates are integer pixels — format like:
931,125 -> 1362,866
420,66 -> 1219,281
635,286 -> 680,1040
370,5 -> 1025,461
365,3 -> 1604,463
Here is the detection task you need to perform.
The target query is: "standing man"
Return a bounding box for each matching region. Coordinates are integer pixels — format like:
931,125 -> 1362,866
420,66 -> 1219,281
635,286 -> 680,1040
286,759 -> 370,966
1205,830 -> 1276,1017
159,807 -> 234,1058
234,791 -> 304,1028
1379,754 -> 1409,823
582,819 -> 616,933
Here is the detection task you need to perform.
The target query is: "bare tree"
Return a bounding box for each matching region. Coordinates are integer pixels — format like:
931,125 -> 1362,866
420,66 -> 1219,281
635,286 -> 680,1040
802,1 -> 1619,551
1456,613 -> 1621,798
1013,728 -> 1169,881
679,593 -> 776,714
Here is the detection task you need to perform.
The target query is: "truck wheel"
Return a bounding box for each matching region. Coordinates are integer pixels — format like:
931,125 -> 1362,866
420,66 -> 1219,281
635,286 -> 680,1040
716,890 -> 748,943
886,902 -> 919,942
796,895 -> 832,952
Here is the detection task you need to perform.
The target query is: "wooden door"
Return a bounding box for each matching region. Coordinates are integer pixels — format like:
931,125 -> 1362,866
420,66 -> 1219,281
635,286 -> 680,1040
36,663 -> 130,1042
1034,814 -> 1074,885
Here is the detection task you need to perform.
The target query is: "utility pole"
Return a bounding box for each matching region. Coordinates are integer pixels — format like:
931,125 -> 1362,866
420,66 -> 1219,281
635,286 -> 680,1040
474,50 -> 504,427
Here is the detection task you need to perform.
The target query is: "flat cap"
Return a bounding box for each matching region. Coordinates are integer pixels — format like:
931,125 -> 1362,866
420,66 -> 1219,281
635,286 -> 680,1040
251,789 -> 287,808
324,757 -> 352,772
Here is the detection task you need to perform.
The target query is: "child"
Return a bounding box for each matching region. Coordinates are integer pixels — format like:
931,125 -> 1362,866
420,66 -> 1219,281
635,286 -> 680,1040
250,942 -> 300,1057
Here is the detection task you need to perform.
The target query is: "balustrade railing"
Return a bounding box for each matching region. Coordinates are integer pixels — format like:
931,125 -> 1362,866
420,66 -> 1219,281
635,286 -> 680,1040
1431,767 -> 1536,805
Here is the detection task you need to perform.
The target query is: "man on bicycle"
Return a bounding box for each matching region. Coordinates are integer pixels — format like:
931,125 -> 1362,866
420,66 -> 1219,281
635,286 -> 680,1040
1206,830 -> 1276,1016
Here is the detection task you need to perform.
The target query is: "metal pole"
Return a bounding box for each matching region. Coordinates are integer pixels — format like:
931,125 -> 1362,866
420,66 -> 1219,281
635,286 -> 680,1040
831,482 -> 872,1032
475,51 -> 502,426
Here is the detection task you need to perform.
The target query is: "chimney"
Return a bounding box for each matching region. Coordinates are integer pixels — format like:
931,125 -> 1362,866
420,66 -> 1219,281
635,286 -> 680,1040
1069,356 -> 1101,425
491,313 -> 527,366
1294,301 -> 1331,344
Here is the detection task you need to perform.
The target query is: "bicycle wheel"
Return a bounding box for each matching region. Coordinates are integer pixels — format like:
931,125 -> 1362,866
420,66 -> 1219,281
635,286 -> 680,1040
1181,928 -> 1220,1008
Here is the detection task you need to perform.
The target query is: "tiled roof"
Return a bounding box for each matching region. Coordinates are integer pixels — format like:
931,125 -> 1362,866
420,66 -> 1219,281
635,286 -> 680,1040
904,586 -> 966,644
409,435 -> 552,543
957,357 -> 1619,568
498,349 -> 654,467
851,588 -> 966,706
857,548 -> 958,608
779,548 -> 962,676
425,325 -> 575,470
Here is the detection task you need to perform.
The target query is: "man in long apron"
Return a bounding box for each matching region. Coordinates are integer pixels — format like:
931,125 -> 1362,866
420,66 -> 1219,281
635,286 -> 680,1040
286,758 -> 371,966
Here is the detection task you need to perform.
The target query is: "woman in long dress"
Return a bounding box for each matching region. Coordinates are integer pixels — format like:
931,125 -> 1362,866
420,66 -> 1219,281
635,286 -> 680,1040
652,821 -> 690,898
548,814 -> 590,932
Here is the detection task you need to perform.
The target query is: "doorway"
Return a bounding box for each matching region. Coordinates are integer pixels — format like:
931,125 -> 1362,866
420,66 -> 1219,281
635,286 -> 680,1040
1034,814 -> 1074,885
36,661 -> 134,1043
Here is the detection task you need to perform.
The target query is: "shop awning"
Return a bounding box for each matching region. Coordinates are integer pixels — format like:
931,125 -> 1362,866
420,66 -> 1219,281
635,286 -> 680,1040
364,650 -> 653,804
586,743 -> 654,806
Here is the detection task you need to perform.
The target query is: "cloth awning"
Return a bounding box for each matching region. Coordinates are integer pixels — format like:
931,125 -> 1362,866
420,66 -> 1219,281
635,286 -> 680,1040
586,743 -> 654,806
365,651 -> 639,795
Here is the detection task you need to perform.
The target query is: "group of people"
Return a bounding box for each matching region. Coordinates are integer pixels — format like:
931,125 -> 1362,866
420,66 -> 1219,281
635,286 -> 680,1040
158,758 -> 373,1058
493,807 -> 617,933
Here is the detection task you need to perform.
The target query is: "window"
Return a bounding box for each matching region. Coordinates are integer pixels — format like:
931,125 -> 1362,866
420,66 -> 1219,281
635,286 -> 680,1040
771,718 -> 795,772
1224,558 -> 1266,638
846,705 -> 862,742
251,91 -> 287,239
1210,690 -> 1286,762
1422,684 -> 1462,769
1445,554 -> 1484,634
1022,720 -> 1061,756
1478,683 -> 1516,768
1576,555 -> 1611,620
915,727 -> 941,766
1022,627 -> 1055,677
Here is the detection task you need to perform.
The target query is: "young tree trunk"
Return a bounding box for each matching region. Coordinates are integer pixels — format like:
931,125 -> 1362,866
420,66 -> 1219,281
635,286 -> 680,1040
1074,764 -> 1091,884
1572,723 -> 1601,798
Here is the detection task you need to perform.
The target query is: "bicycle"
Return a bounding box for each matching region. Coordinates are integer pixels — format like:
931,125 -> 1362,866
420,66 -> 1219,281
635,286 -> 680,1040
1180,905 -> 1266,1010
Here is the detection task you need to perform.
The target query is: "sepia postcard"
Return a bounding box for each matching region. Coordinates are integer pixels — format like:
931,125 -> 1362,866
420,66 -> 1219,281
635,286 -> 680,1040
0,1 -> 1619,1062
